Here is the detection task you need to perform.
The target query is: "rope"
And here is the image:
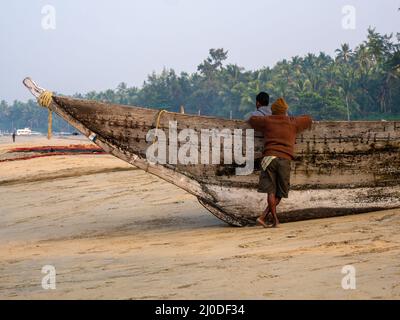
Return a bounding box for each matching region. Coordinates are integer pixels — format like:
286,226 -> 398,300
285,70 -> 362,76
47,109 -> 52,140
38,91 -> 53,108
152,109 -> 168,144
37,91 -> 54,139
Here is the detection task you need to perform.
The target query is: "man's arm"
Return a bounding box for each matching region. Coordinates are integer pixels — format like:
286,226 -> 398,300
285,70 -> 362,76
295,115 -> 313,133
248,116 -> 266,131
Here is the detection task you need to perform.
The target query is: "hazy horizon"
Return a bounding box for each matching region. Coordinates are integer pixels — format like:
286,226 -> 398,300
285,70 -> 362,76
1,0 -> 399,103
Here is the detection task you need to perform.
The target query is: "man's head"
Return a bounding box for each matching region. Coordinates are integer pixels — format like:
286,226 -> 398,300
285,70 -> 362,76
271,98 -> 289,115
256,92 -> 270,108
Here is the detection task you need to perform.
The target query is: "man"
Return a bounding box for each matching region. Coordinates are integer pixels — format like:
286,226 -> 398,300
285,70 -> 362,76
248,97 -> 312,228
12,131 -> 16,143
245,92 -> 272,120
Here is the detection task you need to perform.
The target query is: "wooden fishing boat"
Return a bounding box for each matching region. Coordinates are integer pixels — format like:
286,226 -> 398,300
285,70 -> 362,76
23,78 -> 400,226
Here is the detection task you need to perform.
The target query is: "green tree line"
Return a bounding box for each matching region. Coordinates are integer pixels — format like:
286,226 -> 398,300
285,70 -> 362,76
1,28 -> 399,133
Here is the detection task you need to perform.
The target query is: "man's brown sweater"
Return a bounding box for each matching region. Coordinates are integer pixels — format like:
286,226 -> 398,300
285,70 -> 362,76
249,115 -> 313,160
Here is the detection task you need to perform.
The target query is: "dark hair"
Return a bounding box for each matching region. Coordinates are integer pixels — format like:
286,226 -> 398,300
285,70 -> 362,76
256,92 -> 270,106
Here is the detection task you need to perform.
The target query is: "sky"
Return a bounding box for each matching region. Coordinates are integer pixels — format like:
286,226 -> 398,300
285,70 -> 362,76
0,0 -> 399,102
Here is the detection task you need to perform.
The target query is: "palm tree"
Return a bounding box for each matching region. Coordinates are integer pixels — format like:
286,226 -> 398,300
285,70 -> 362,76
335,43 -> 353,63
335,44 -> 355,120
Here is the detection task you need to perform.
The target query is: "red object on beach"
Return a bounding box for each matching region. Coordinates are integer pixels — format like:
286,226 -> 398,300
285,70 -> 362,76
0,144 -> 106,163
9,144 -> 103,153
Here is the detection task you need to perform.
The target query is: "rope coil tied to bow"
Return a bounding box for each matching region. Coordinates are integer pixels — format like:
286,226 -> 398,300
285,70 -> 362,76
38,91 -> 53,108
37,91 -> 54,140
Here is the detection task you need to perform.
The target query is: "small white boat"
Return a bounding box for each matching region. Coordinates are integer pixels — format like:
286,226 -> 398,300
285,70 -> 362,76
16,128 -> 32,136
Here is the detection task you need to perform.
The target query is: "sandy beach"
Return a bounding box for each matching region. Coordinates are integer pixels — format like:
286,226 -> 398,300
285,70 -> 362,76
0,136 -> 399,299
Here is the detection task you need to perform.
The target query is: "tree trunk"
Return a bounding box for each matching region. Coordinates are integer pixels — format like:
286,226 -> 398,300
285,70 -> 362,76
346,95 -> 350,121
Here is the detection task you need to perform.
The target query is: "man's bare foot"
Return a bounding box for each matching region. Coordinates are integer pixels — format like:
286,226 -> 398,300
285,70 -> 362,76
270,220 -> 280,228
256,217 -> 270,228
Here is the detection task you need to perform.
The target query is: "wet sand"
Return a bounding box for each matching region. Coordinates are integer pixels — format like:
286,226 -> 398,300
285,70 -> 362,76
0,137 -> 399,299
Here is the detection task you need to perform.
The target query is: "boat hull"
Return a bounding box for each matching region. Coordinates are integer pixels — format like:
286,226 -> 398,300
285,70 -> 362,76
23,87 -> 400,226
198,183 -> 400,226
